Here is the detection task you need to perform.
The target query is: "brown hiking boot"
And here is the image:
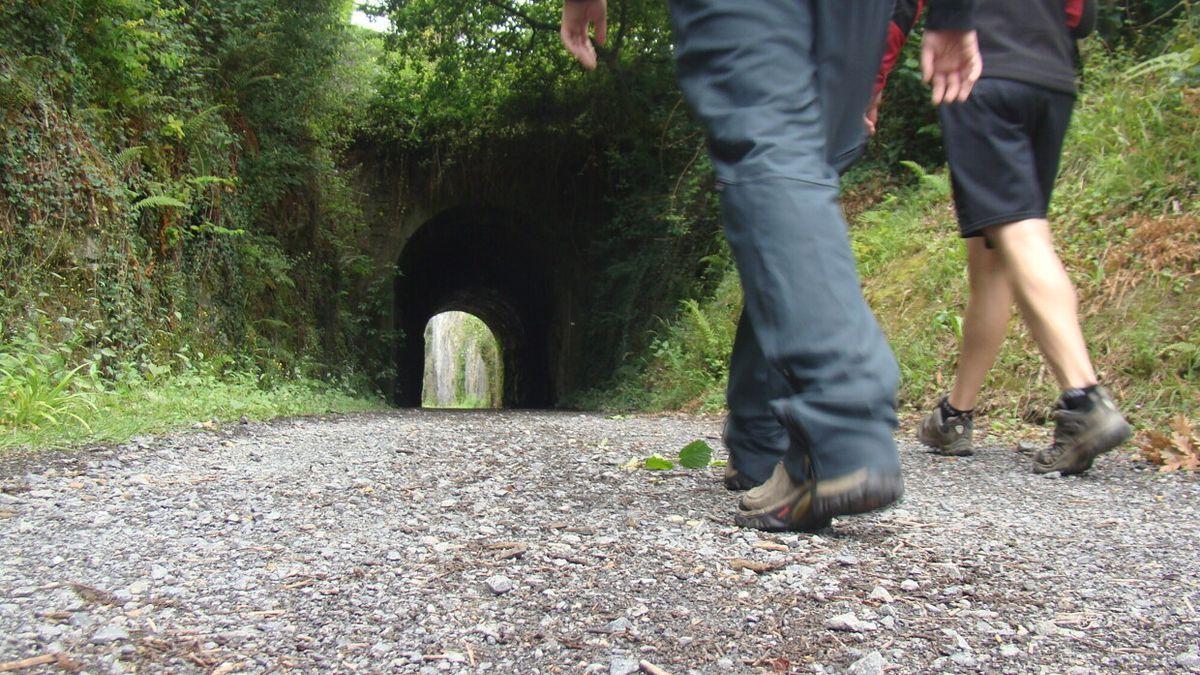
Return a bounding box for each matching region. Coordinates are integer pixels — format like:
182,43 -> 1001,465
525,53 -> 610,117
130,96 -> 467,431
917,398 -> 974,456
738,461 -> 791,511
1033,386 -> 1131,475
734,463 -> 903,532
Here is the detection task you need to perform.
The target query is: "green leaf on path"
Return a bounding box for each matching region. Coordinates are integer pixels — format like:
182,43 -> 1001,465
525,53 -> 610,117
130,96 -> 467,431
643,455 -> 674,470
678,440 -> 713,468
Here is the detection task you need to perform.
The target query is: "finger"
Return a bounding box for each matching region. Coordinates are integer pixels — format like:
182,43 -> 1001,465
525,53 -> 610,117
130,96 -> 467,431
920,43 -> 935,84
931,73 -> 946,105
595,14 -> 607,45
959,70 -> 977,101
562,26 -> 595,69
943,69 -> 962,104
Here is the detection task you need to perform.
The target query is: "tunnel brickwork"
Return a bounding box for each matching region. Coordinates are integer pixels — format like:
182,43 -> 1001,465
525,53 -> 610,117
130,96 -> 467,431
350,135 -> 615,409
395,207 -> 554,408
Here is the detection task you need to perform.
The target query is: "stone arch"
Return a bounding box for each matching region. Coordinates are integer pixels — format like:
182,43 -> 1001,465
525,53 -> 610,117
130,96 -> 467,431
394,206 -> 554,408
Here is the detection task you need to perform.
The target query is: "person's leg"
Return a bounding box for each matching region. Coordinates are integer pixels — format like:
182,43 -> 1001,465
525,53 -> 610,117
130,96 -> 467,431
723,308 -> 789,487
985,219 -> 1096,389
722,0 -> 888,487
918,237 -> 1013,455
669,0 -> 901,530
949,237 -> 1014,410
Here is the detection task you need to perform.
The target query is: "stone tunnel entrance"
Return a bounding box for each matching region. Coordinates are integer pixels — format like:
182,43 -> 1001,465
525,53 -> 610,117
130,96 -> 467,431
394,207 -> 555,408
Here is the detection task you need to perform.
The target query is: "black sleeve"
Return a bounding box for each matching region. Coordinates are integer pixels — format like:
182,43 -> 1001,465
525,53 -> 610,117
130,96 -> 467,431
892,0 -> 923,39
1072,0 -> 1098,39
925,0 -> 975,30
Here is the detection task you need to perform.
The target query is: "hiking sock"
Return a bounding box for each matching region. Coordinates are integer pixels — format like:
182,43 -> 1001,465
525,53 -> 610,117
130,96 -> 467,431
1059,384 -> 1100,412
940,397 -> 973,419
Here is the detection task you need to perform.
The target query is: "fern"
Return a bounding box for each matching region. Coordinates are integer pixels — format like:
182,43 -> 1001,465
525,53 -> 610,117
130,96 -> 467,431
1125,44 -> 1200,83
133,195 -> 188,210
683,299 -> 719,357
113,145 -> 147,168
187,175 -> 237,188
181,104 -> 226,138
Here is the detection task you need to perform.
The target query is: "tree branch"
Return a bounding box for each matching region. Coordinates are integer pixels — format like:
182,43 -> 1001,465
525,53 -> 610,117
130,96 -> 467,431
484,0 -> 559,33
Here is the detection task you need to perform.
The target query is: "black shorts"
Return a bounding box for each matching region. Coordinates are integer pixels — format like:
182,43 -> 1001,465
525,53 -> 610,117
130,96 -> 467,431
939,77 -> 1075,238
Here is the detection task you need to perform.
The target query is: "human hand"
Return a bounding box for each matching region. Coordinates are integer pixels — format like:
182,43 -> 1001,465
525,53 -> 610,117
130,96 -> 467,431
864,91 -> 883,136
560,0 -> 607,70
920,30 -> 982,105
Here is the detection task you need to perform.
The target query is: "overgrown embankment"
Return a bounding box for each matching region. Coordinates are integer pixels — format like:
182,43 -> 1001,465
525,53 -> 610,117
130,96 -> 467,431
585,23 -> 1200,442
1,0 -> 386,449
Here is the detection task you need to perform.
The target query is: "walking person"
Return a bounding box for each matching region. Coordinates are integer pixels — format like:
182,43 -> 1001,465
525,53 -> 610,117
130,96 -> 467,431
880,0 -> 1133,471
562,0 -> 982,531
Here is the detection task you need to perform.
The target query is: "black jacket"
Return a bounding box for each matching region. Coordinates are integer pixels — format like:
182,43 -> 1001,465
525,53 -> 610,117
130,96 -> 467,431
888,0 -> 1095,94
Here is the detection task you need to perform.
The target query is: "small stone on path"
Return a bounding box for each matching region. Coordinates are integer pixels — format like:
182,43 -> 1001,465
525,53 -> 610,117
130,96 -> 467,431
91,624 -> 129,644
609,656 -> 639,675
1176,650 -> 1200,670
485,575 -> 514,595
847,651 -> 886,675
825,613 -> 877,633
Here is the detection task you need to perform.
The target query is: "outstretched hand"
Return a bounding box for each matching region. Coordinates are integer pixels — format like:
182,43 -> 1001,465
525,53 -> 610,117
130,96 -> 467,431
561,0 -> 607,70
920,30 -> 982,105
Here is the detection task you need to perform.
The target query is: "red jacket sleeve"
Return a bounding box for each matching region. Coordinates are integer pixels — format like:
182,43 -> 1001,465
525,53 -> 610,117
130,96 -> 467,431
1065,0 -> 1097,38
875,0 -> 924,95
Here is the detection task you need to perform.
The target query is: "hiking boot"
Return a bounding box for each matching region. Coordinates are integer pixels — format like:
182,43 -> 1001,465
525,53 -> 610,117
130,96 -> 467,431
917,398 -> 974,456
723,465 -> 762,491
734,463 -> 903,532
739,461 -> 792,511
1033,386 -> 1131,475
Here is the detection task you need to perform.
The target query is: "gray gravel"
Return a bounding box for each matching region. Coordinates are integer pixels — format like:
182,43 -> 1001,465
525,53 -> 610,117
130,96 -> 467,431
1,409 -> 1198,673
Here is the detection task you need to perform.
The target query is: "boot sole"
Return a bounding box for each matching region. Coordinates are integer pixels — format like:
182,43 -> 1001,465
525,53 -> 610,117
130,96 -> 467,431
811,468 -> 905,520
734,468 -> 903,532
1034,417 -> 1132,475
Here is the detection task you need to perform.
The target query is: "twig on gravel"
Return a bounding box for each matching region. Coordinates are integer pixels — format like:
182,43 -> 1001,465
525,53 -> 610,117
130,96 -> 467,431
486,542 -> 528,560
638,660 -> 671,675
729,559 -> 785,573
0,654 -> 58,672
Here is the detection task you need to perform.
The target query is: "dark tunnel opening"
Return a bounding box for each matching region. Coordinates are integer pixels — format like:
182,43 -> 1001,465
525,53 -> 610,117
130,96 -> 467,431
394,207 -> 555,408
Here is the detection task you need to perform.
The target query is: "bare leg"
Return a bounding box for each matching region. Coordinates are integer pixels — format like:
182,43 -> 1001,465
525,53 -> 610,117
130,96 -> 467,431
986,218 -> 1097,390
947,237 -> 1014,411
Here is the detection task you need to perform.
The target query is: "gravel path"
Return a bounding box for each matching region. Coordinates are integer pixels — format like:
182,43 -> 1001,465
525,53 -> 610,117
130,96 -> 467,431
1,410 -> 1198,674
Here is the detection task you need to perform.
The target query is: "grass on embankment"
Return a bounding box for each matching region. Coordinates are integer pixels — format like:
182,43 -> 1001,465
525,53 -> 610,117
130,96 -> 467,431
1,337 -> 386,451
582,33 -> 1200,436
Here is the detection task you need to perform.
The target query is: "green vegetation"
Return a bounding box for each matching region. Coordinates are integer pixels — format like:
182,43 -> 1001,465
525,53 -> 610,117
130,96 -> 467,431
1,0 -> 386,448
421,312 -> 502,408
0,332 -> 381,450
632,439 -> 718,471
586,17 -> 1200,435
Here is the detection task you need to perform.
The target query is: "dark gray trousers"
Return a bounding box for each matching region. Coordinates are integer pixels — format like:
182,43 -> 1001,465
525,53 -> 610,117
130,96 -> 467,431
669,0 -> 901,482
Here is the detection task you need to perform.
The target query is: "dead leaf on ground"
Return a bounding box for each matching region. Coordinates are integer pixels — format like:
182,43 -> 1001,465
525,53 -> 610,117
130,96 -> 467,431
1138,415 -> 1200,472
